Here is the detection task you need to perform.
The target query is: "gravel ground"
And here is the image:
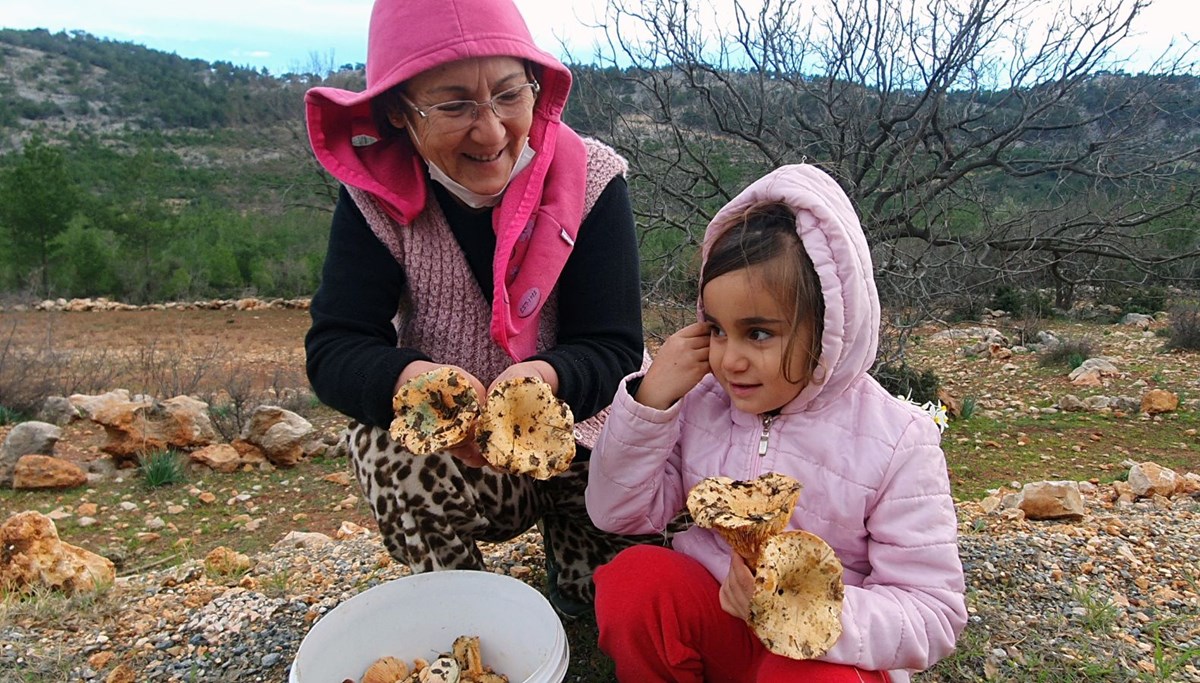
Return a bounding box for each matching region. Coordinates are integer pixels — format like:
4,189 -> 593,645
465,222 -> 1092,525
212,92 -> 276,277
3,490 -> 1199,682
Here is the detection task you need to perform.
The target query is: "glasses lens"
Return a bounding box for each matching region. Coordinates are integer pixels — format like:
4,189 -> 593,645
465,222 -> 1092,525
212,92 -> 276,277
492,83 -> 536,118
426,83 -> 537,132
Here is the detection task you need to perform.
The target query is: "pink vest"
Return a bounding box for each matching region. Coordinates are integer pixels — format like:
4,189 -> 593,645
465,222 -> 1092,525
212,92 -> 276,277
348,138 -> 629,448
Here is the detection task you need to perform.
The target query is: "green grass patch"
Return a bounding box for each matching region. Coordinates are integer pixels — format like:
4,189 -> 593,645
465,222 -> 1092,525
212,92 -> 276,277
943,411 -> 1200,500
140,449 -> 188,488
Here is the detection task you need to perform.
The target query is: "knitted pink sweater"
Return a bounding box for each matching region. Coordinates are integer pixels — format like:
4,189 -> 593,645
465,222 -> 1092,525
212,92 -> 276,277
347,138 -> 628,448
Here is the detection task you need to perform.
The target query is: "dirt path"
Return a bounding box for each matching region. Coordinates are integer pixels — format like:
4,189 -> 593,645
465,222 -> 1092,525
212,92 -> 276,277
1,307 -> 311,398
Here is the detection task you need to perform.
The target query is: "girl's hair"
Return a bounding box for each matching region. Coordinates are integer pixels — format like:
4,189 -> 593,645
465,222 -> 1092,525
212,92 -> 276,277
700,201 -> 825,385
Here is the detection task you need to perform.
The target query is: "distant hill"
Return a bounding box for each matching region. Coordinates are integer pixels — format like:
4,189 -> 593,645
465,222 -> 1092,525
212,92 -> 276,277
0,29 -> 312,136
0,29 -> 367,301
0,28 -> 1196,305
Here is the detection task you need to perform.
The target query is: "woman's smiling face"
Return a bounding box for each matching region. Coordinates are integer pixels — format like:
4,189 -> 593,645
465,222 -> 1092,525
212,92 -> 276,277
398,56 -> 534,197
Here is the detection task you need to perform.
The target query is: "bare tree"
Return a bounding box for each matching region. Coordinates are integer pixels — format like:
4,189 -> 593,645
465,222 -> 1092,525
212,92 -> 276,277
262,54 -> 366,214
570,0 -> 1200,331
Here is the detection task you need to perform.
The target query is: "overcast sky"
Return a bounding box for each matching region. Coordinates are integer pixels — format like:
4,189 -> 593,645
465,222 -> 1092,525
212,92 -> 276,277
0,0 -> 1193,76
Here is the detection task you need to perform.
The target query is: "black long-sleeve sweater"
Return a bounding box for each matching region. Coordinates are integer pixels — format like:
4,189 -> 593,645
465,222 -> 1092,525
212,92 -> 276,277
305,176 -> 643,433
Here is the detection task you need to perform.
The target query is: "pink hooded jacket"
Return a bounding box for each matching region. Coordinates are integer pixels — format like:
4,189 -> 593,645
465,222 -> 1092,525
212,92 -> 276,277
305,0 -> 588,360
586,166 -> 967,680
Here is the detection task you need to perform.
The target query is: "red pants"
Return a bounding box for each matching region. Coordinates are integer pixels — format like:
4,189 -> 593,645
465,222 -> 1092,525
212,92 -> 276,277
594,545 -> 891,683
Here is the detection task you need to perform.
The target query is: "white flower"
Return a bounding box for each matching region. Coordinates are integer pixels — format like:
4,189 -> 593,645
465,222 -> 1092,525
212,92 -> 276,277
896,392 -> 949,433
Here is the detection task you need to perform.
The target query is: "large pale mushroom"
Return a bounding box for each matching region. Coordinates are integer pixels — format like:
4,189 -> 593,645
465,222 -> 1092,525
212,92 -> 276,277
475,377 -> 575,480
389,367 -> 481,455
749,530 -> 845,660
686,472 -> 803,568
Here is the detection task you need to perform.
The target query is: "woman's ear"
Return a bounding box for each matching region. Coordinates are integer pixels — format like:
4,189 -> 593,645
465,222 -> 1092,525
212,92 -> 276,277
387,107 -> 408,131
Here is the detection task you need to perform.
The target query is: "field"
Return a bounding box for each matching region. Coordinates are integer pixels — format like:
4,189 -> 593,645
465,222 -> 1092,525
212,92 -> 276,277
1,306 -> 1198,681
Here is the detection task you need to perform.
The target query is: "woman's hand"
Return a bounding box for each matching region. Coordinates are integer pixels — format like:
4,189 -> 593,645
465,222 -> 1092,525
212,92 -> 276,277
719,551 -> 755,621
486,360 -> 559,396
395,360 -> 489,468
635,322 -> 711,409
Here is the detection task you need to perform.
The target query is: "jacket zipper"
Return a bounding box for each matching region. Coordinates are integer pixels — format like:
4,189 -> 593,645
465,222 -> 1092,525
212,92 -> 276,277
749,413 -> 775,479
757,413 -> 774,457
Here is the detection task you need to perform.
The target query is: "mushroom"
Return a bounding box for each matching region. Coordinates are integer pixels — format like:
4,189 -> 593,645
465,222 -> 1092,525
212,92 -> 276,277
361,655 -> 409,683
475,376 -> 575,480
390,367 -> 481,455
686,472 -> 803,568
452,635 -> 509,682
419,656 -> 461,683
748,530 -> 844,660
451,635 -> 484,676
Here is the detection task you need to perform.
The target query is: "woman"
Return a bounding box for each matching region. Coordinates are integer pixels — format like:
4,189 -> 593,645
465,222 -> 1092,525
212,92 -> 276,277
303,0 -> 656,617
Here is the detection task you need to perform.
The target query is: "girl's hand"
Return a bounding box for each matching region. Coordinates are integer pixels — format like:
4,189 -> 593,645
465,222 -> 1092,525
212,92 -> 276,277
719,551 -> 755,621
635,322 -> 711,409
395,360 -> 489,468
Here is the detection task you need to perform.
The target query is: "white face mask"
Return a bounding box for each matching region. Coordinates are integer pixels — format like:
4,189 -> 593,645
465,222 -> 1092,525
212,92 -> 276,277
424,141 -> 536,209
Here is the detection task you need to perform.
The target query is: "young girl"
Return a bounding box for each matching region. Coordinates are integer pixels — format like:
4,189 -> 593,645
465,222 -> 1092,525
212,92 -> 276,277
585,165 -> 967,682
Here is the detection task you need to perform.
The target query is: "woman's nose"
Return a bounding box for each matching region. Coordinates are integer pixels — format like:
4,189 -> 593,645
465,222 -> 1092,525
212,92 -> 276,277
468,105 -> 506,142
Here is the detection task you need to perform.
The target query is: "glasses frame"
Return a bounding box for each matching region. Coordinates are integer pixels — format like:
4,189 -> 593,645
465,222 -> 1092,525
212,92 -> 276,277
400,79 -> 541,131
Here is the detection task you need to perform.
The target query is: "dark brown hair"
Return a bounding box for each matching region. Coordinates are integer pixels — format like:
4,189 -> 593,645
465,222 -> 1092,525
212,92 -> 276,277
700,201 -> 825,385
370,84 -> 408,140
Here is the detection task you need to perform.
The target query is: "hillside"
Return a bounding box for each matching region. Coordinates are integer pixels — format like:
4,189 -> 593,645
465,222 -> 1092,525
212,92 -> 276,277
1,28 -> 1198,308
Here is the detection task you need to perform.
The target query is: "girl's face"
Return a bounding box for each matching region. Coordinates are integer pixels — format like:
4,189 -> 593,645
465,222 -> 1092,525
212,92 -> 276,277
702,263 -> 813,415
396,56 -> 534,196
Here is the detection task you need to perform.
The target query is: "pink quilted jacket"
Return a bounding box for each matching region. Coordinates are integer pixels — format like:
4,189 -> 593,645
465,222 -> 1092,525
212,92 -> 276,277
586,165 -> 967,680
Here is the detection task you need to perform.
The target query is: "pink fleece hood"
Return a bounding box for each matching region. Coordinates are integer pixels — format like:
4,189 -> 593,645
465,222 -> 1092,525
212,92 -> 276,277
701,165 -> 881,412
305,0 -> 588,360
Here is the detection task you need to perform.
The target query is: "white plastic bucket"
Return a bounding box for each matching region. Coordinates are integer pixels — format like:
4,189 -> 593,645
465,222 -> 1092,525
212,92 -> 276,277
289,570 -> 567,683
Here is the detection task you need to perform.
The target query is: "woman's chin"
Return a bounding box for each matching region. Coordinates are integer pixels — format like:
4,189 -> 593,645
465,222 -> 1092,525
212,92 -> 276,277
460,176 -> 508,196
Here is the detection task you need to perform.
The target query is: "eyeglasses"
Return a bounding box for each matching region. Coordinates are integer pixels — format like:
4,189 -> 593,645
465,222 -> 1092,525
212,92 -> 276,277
400,80 -> 540,133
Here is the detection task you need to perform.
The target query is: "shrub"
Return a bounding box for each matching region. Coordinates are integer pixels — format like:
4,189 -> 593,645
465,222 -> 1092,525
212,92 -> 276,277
1038,338 -> 1095,369
989,286 -> 1024,315
140,450 -> 187,488
1125,286 -> 1168,315
0,404 -> 23,425
959,396 -> 978,421
1166,302 -> 1200,351
1097,284 -> 1168,315
945,295 -> 986,323
871,363 -> 940,405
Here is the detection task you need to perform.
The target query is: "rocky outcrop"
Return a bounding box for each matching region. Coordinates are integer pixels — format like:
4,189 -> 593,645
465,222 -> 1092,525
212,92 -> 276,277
1013,481 -> 1087,521
0,420 -> 62,486
1067,357 -> 1121,387
71,391 -> 217,465
0,511 -> 115,594
12,454 -> 87,490
1140,389 -> 1179,415
1,296 -> 311,313
239,406 -> 314,468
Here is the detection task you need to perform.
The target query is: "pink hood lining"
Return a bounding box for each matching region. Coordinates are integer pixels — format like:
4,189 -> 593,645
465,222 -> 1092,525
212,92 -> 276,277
304,0 -> 587,360
700,165 -> 881,413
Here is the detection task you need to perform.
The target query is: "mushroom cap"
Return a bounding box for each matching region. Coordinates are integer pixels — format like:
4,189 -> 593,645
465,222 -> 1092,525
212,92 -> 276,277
686,472 -> 803,568
422,656 -> 462,683
476,376 -> 575,480
749,530 -> 845,660
389,367 -> 481,455
361,655 -> 409,683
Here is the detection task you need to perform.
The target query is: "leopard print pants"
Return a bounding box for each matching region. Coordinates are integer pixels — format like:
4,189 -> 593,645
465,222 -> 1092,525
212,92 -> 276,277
346,422 -> 668,605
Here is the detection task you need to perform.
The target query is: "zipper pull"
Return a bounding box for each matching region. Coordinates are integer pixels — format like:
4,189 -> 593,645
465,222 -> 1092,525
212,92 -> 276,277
758,414 -> 774,457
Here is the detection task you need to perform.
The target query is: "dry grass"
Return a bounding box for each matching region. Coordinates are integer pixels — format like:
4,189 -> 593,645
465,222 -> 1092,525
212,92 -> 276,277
1,308 -> 1198,682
